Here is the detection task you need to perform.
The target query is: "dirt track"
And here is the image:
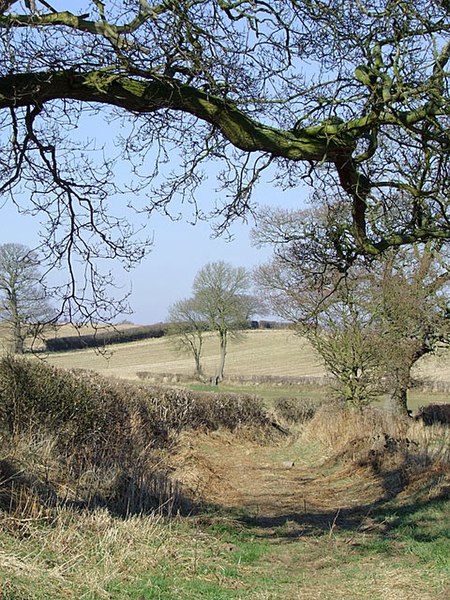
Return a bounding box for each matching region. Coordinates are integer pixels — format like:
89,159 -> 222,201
170,431 -> 389,532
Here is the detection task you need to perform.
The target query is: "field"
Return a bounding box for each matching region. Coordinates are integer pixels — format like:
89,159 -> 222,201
39,327 -> 450,411
35,327 -> 450,379
0,329 -> 449,599
41,329 -> 325,380
2,322 -> 449,385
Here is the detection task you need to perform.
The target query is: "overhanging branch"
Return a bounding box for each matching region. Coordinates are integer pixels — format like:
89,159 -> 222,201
0,70 -> 358,162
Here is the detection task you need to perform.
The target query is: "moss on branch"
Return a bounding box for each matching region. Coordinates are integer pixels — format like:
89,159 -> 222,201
0,69 -> 358,163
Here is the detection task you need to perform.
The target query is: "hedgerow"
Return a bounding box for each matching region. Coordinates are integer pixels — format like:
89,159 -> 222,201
0,356 -> 271,516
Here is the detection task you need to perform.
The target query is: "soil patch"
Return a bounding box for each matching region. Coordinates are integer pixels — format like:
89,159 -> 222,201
169,430 -> 390,533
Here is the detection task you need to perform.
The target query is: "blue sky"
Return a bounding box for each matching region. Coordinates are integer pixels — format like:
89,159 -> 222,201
1,168 -> 308,324
124,190 -> 306,324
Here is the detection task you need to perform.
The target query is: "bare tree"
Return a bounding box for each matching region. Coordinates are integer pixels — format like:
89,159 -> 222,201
253,205 -> 450,413
167,297 -> 206,378
307,284 -> 384,409
189,261 -> 257,383
0,1 -> 450,318
0,243 -> 54,353
255,251 -> 385,408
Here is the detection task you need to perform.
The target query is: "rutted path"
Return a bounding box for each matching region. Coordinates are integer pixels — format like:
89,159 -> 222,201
171,431 -> 386,528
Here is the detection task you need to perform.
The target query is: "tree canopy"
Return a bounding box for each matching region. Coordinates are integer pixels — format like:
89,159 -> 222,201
1,0 -> 450,311
253,205 -> 450,412
191,260 -> 256,382
168,261 -> 256,381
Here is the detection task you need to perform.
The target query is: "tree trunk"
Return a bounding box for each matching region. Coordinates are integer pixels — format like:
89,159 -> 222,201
389,366 -> 411,416
390,347 -> 434,416
194,352 -> 203,378
390,385 -> 409,416
13,331 -> 24,354
11,291 -> 24,354
192,332 -> 204,378
215,330 -> 227,383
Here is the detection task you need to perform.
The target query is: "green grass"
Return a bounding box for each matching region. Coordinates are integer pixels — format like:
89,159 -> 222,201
407,390 -> 450,412
1,483 -> 448,599
388,499 -> 450,568
187,381 -> 330,405
188,381 -> 450,414
0,513 -> 269,599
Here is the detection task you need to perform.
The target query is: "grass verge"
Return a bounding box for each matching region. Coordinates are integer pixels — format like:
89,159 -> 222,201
1,491 -> 448,599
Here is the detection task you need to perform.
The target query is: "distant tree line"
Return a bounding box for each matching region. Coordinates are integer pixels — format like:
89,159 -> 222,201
249,320 -> 292,330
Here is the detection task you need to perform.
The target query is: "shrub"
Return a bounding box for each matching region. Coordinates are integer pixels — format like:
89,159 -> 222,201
0,355 -> 94,435
133,386 -> 269,434
273,397 -> 321,424
0,358 -> 271,463
192,391 -> 269,431
0,356 -> 272,445
0,356 -> 274,516
416,403 -> 450,426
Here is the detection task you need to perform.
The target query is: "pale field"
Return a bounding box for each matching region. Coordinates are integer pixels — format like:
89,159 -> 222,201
0,322 -> 137,353
413,346 -> 450,384
39,329 -> 327,381
28,327 -> 450,385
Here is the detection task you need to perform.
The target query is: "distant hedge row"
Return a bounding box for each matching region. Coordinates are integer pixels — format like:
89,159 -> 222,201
44,320 -> 292,352
250,320 -> 292,329
44,324 -> 167,352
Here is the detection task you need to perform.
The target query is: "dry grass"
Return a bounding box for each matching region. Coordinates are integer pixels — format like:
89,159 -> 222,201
414,345 -> 450,384
0,355 -> 276,522
0,507 -> 214,599
1,321 -> 449,393
303,403 -> 450,466
1,394 -> 449,599
165,407 -> 449,599
170,405 -> 449,516
302,405 -> 405,453
0,333 -> 448,598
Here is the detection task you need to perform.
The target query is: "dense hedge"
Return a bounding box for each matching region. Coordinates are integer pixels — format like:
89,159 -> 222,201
44,324 -> 167,352
0,356 -> 271,455
416,403 -> 450,426
0,356 -> 272,515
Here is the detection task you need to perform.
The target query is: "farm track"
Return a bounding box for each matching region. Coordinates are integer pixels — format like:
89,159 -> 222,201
171,432 -> 388,533
167,430 -> 449,600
